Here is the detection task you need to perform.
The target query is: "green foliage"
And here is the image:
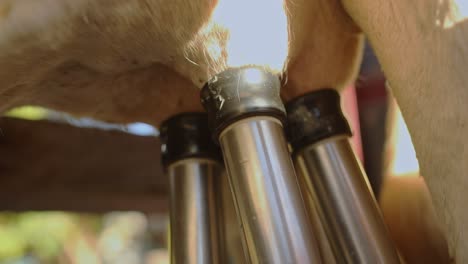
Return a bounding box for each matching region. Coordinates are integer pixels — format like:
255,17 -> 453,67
0,225 -> 27,259
4,106 -> 48,120
0,212 -> 101,262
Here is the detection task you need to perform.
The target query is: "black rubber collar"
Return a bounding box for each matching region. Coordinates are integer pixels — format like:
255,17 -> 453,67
285,89 -> 352,154
160,112 -> 222,168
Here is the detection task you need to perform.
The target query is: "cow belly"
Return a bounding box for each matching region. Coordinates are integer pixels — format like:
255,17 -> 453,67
0,0 -> 362,126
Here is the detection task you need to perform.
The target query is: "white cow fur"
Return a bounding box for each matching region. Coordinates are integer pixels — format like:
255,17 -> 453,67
342,1 -> 468,261
0,0 -> 466,261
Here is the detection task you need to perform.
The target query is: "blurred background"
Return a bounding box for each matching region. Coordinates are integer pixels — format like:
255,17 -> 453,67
0,43 -> 417,264
0,212 -> 168,264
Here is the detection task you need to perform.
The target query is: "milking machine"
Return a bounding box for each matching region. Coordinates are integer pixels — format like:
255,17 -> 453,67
201,67 -> 322,263
163,70 -> 401,264
285,89 -> 401,263
161,113 -> 226,264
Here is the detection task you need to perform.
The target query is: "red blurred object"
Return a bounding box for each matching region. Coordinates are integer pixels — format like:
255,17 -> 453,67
341,85 -> 364,163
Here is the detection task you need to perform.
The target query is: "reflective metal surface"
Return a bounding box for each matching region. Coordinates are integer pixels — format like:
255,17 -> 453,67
295,137 -> 400,263
168,158 -> 223,264
219,116 -> 322,264
220,171 -> 249,264
300,184 -> 338,264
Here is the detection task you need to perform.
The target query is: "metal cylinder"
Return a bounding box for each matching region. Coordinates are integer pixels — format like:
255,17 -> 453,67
299,178 -> 338,264
201,67 -> 322,264
286,89 -> 401,264
219,170 -> 250,264
161,113 -> 224,264
168,158 -> 223,264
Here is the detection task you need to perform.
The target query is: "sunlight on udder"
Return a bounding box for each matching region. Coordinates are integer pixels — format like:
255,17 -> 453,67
211,0 -> 288,71
437,0 -> 468,28
390,106 -> 420,177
